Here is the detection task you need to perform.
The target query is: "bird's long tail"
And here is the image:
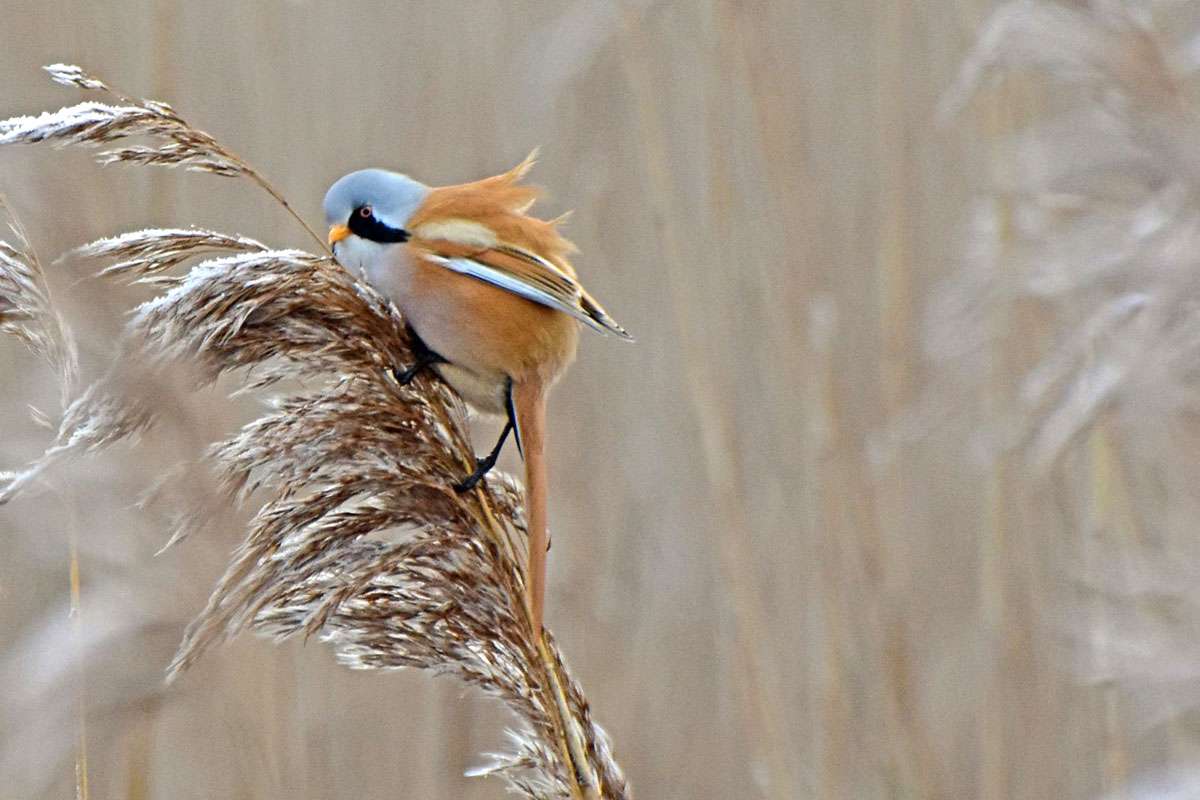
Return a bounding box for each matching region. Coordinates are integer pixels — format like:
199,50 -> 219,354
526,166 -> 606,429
513,379 -> 549,636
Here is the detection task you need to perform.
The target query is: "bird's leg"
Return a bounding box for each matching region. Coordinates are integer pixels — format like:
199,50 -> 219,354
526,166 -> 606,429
455,380 -> 519,493
393,325 -> 446,385
454,418 -> 513,493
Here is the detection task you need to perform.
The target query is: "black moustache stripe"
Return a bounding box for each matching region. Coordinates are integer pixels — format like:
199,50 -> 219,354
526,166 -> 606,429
349,209 -> 410,243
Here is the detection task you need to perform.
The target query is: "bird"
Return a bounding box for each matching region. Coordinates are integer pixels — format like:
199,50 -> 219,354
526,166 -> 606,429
322,151 -> 632,635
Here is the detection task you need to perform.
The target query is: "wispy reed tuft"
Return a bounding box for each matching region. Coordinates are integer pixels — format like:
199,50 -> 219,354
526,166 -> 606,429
0,64 -> 628,799
0,195 -> 76,392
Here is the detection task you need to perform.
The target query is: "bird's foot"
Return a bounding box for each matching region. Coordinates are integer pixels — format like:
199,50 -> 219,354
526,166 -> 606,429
392,359 -> 433,386
454,454 -> 499,493
393,326 -> 446,386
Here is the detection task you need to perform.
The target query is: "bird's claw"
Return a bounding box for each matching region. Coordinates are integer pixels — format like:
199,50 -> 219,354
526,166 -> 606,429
454,460 -> 488,493
392,363 -> 422,386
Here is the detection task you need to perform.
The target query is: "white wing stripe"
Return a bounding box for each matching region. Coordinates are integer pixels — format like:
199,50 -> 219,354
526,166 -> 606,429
424,254 -> 612,335
491,244 -> 577,287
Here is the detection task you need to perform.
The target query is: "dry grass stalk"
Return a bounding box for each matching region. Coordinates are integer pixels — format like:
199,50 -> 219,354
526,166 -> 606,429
0,64 -> 628,799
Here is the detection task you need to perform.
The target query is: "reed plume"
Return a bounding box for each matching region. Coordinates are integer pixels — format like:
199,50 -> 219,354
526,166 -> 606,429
0,64 -> 628,799
936,3 -> 1200,796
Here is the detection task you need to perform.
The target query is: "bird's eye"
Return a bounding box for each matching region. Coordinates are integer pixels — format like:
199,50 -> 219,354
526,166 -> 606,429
358,205 -> 373,219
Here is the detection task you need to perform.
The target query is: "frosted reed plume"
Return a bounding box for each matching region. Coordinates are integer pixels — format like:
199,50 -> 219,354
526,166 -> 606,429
0,63 -> 326,251
0,64 -> 628,799
1,64 -> 240,177
940,3 -> 1200,796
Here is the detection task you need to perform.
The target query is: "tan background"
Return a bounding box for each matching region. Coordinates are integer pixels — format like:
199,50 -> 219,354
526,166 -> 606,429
2,2 -> 1190,799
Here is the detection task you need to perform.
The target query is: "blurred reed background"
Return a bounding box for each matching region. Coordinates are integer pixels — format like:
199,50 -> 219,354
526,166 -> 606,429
5,1 -> 1200,798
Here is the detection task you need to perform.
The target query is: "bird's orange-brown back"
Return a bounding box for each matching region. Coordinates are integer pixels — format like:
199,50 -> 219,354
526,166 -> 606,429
407,152 -> 578,275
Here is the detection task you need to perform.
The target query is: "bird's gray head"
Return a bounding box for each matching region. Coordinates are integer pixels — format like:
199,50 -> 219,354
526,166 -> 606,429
323,169 -> 429,257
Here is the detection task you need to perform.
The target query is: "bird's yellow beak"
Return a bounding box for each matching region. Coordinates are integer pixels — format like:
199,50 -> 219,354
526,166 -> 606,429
327,224 -> 351,246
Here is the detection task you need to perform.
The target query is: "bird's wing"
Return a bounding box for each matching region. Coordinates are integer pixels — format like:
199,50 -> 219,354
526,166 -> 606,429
412,231 -> 633,341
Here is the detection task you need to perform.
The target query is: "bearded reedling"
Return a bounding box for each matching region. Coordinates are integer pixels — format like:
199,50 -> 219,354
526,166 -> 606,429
323,152 -> 632,633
